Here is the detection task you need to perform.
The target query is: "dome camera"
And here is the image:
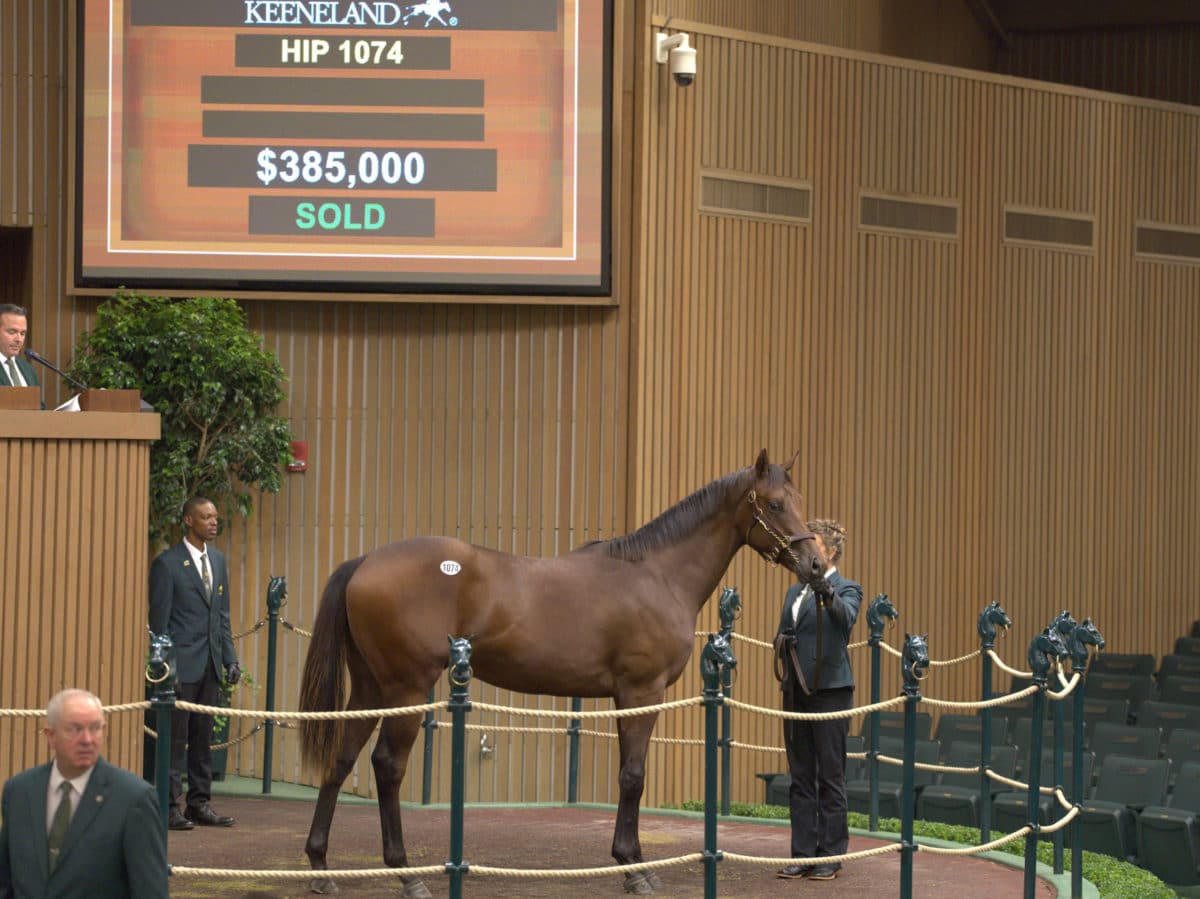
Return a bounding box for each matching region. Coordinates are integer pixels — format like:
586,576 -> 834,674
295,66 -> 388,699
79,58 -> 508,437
655,31 -> 697,88
670,45 -> 696,87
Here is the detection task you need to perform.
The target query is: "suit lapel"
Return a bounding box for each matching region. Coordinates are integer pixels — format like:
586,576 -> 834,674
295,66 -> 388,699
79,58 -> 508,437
25,763 -> 53,884
18,356 -> 37,387
177,541 -> 211,605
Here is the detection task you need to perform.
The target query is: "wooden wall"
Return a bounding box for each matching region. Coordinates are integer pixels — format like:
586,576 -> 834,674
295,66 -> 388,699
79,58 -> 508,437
633,16 -> 1200,808
4,0 -> 1200,818
997,26 -> 1200,108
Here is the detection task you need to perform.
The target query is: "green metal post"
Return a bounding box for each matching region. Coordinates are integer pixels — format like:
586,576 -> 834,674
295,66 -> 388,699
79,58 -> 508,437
148,634 -> 176,830
898,636 -> 925,899
421,687 -> 437,805
866,595 -> 893,833
1071,674 -> 1086,898
720,664 -> 732,817
1021,626 -> 1068,899
700,635 -> 732,899
261,575 -> 285,795
568,696 -> 582,804
1050,694 -> 1065,874
976,601 -> 1009,844
445,638 -> 473,899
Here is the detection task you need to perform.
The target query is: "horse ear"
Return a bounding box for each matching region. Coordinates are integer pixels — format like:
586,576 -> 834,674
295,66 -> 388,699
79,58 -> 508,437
783,449 -> 801,472
904,632 -> 911,640
922,633 -> 929,640
754,448 -> 769,477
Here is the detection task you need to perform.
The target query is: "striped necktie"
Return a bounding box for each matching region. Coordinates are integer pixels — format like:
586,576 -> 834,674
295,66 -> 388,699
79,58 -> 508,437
201,553 -> 213,598
5,357 -> 20,387
48,780 -> 72,870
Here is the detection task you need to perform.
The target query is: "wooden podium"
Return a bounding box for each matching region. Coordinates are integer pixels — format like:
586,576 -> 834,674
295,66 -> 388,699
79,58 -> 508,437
0,399 -> 160,775
0,386 -> 41,410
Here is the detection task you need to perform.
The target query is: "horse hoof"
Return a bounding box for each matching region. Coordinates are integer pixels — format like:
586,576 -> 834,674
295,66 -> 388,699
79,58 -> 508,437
401,880 -> 432,899
309,877 -> 339,894
623,871 -> 655,894
643,870 -> 664,890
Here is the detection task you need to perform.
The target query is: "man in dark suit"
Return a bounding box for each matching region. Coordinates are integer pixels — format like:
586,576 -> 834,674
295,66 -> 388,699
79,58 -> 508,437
149,496 -> 240,831
773,519 -> 862,882
0,304 -> 40,396
0,688 -> 168,897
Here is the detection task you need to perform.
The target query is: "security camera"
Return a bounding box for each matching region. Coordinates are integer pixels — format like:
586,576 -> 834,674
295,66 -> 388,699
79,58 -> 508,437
655,32 -> 697,87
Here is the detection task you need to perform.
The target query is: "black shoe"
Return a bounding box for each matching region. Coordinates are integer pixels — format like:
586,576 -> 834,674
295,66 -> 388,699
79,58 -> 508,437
185,804 -> 234,827
167,809 -> 194,831
808,864 -> 840,881
776,864 -> 814,879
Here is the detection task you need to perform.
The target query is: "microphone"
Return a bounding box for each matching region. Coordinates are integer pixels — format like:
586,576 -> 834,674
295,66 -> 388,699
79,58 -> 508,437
24,348 -> 89,393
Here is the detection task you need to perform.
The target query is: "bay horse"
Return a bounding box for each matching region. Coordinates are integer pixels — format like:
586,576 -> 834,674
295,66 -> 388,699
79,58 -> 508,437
297,450 -> 827,896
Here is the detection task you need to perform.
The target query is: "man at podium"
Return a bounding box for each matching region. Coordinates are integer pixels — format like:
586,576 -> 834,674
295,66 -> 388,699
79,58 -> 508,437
0,304 -> 42,407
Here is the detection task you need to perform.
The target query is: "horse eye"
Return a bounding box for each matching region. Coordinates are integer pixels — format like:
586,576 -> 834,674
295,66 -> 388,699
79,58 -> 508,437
768,500 -> 784,512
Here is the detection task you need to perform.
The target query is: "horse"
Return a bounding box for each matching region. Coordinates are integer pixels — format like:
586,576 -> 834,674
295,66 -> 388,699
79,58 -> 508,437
297,449 -> 827,897
976,600 -> 1012,647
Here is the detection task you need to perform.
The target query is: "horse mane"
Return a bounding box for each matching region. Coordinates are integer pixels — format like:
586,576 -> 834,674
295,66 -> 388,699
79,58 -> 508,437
578,467 -> 753,562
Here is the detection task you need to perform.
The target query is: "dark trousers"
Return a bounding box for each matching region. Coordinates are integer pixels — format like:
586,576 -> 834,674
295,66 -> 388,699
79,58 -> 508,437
171,664 -> 219,811
783,685 -> 853,860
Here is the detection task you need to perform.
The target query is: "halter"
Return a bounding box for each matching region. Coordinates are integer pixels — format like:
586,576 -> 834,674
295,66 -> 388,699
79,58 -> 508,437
743,489 -> 815,568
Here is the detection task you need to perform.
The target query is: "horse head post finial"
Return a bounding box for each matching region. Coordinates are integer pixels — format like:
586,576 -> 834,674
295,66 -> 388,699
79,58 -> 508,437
901,633 -> 929,696
1066,617 -> 1105,673
146,631 -> 176,692
700,633 -> 737,692
1027,627 -> 1069,686
976,600 -> 1012,650
867,594 -> 898,644
447,634 -> 474,696
717,586 -> 741,639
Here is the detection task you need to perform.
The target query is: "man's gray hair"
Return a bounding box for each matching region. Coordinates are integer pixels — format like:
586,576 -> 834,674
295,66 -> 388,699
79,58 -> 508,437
46,688 -> 103,728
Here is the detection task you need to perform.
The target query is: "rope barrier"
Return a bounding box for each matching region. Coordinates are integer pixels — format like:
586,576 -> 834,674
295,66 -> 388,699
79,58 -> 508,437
281,619 -> 312,639
928,648 -> 982,667
721,842 -> 901,867
232,618 -> 268,640
0,701 -> 150,719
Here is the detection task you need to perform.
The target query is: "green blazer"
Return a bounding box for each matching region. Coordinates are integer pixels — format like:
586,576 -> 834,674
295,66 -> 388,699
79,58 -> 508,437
0,758 -> 167,898
0,356 -> 38,388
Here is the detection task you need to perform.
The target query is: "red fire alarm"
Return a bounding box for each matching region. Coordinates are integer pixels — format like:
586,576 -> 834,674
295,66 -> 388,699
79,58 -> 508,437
287,440 -> 308,473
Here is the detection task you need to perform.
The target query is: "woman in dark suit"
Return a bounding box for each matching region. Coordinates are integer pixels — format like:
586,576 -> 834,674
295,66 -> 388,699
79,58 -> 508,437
773,519 -> 862,881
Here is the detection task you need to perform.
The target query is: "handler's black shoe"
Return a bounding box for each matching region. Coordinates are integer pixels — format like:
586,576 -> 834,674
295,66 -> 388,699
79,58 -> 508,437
185,804 -> 234,827
776,864 -> 814,879
167,809 -> 194,831
808,863 -> 840,880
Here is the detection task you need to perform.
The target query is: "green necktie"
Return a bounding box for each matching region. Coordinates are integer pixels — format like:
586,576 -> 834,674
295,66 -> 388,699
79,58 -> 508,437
48,780 -> 72,871
5,357 -> 20,387
201,553 -> 212,597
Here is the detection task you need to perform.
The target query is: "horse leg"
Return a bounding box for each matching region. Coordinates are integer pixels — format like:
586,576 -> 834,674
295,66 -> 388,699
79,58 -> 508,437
612,711 -> 662,895
305,715 -> 379,894
372,710 -> 430,899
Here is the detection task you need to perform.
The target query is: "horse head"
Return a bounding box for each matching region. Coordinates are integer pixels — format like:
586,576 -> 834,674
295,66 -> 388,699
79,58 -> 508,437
866,593 -> 899,638
1027,627 -> 1069,683
146,631 -> 175,687
902,633 -> 930,690
976,600 -> 1012,647
1067,618 -> 1105,672
739,449 -> 826,591
700,632 -> 738,685
447,635 -> 474,686
717,586 -> 742,637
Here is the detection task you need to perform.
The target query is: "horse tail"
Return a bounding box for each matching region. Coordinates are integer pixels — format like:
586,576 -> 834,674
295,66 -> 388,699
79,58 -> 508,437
299,555 -> 367,777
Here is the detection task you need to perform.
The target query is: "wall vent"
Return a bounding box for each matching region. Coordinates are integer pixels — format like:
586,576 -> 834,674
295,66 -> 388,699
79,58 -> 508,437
699,172 -> 811,223
1136,223 -> 1200,262
1004,208 -> 1094,250
859,193 -> 958,238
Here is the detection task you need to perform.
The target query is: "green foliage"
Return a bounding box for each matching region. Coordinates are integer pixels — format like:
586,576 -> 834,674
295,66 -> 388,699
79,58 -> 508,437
69,292 -> 293,546
677,801 -> 1175,897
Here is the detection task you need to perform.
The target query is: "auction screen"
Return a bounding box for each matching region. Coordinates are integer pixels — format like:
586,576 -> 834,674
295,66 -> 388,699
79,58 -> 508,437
75,0 -> 611,298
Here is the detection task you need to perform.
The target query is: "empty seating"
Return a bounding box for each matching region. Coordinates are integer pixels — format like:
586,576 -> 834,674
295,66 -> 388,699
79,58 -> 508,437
992,749 -> 1094,837
1080,697 -> 1130,742
1160,675 -> 1200,707
1139,700 -> 1200,742
1089,652 -> 1156,677
1162,728 -> 1200,787
1137,761 -> 1200,886
862,710 -> 932,742
1008,717 -> 1075,776
1159,653 -> 1200,682
1089,722 -> 1161,770
1084,672 -> 1154,721
847,736 -> 940,818
917,740 -> 1018,828
933,713 -> 1007,759
1176,637 -> 1200,658
1077,754 -> 1171,862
